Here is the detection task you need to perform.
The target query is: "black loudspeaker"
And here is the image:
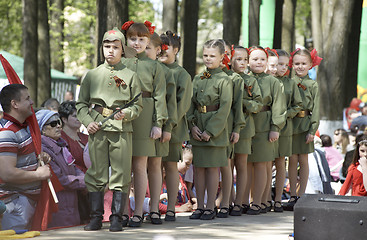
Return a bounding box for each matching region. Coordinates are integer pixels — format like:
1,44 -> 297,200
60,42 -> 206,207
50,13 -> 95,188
294,194 -> 367,240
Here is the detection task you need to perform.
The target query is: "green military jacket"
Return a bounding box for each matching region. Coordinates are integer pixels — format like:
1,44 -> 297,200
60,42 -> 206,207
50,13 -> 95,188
159,62 -> 177,133
239,72 -> 263,138
222,68 -> 246,134
165,62 -> 193,143
122,52 -> 168,128
292,75 -> 320,135
276,75 -> 302,136
250,72 -> 286,133
187,67 -> 233,147
76,61 -> 143,132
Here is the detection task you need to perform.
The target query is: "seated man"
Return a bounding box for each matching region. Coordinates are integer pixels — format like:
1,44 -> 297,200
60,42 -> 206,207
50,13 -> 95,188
0,84 -> 51,230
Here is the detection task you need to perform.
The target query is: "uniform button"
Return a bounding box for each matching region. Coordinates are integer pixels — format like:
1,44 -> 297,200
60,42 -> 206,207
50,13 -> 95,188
111,66 -> 114,70
201,90 -> 204,92
110,76 -> 113,79
109,82 -> 112,85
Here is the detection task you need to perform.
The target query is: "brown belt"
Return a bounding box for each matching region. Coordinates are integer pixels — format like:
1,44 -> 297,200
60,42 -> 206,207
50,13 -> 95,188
297,110 -> 311,118
141,91 -> 152,98
94,105 -> 114,117
197,104 -> 219,113
260,105 -> 271,112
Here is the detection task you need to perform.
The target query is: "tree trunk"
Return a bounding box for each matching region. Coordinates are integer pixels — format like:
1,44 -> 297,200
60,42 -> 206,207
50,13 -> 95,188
223,0 -> 241,45
314,0 -> 356,121
95,0 -> 108,67
162,0 -> 178,32
281,0 -> 296,53
49,0 -> 64,72
38,0 -> 51,106
248,0 -> 260,46
107,0 -> 128,30
273,0 -> 284,49
181,0 -> 199,78
23,0 -> 38,106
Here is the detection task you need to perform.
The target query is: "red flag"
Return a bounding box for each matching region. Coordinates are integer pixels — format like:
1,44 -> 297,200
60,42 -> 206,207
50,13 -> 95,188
0,54 -> 63,230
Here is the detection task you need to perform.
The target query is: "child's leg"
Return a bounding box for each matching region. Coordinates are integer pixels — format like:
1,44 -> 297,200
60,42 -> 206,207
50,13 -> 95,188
194,167 -> 206,210
288,154 -> 299,197
219,159 -> 232,209
274,156 -> 286,203
251,162 -> 267,209
243,162 -> 253,206
162,161 -> 179,214
261,161 -> 273,207
147,157 -> 163,214
131,156 -> 148,220
298,153 -> 309,196
205,167 -> 220,210
234,153 -> 248,207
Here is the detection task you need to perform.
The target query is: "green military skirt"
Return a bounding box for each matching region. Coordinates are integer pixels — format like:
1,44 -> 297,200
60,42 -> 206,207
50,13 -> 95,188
192,145 -> 228,168
292,131 -> 314,154
226,143 -> 234,159
247,132 -> 275,162
274,135 -> 292,158
155,139 -> 169,157
132,98 -> 156,157
234,137 -> 252,155
163,142 -> 182,162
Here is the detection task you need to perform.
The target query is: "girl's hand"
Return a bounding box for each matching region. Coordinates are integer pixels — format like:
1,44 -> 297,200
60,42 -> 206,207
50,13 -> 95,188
87,122 -> 100,134
113,108 -> 125,120
359,157 -> 367,167
191,126 -> 202,141
230,132 -> 240,144
160,131 -> 171,143
201,131 -> 211,142
269,131 -> 279,142
150,126 -> 162,139
306,134 -> 315,144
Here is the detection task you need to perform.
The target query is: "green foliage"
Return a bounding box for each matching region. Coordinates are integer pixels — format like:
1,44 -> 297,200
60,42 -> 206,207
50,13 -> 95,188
0,0 -> 23,56
129,0 -> 155,22
295,0 -> 312,38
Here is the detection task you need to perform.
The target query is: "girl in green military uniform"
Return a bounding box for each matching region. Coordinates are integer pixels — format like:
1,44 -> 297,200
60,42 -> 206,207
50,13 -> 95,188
287,48 -> 321,209
216,41 -> 246,218
121,21 -> 168,226
187,39 -> 232,220
146,32 -> 177,222
76,28 -> 143,232
273,49 -> 302,212
245,46 -> 286,215
231,46 -> 263,215
160,31 -> 193,221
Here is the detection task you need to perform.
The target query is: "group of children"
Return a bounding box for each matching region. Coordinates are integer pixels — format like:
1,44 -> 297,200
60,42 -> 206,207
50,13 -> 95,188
76,20 -> 322,232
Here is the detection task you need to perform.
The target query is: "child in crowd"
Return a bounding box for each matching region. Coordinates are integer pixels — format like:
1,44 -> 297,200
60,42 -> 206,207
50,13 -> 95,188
231,46 -> 263,215
273,49 -> 302,212
246,46 -> 286,215
339,135 -> 367,196
160,31 -> 193,221
187,39 -> 232,220
287,48 -> 321,209
121,20 -> 168,227
145,31 -> 177,224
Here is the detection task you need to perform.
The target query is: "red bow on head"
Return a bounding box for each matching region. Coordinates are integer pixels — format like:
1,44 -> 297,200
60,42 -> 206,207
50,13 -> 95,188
121,20 -> 134,31
288,48 -> 301,68
265,47 -> 279,58
161,44 -> 168,51
310,48 -> 323,68
222,54 -> 231,70
230,45 -> 235,59
144,21 -> 156,34
249,47 -> 268,58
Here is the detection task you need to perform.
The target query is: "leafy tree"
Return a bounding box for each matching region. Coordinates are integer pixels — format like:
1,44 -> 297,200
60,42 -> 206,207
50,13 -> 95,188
0,0 -> 22,56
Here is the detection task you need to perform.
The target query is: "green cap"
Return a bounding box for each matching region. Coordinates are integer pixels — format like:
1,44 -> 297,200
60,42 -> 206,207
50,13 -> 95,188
102,27 -> 136,58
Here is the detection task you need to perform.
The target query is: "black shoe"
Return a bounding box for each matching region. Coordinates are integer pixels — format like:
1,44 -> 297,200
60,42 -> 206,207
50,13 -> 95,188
260,203 -> 268,214
242,204 -> 250,214
149,212 -> 162,224
200,209 -> 216,220
217,207 -> 229,218
229,204 -> 242,216
128,215 -> 143,227
189,209 -> 204,219
109,191 -> 127,232
121,214 -> 129,227
283,196 -> 299,211
84,192 -> 104,231
273,201 -> 283,212
164,210 -> 176,221
247,204 -> 262,215
266,201 -> 273,212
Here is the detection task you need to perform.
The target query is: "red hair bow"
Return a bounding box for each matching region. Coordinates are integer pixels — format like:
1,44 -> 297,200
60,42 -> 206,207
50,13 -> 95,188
144,21 -> 156,34
222,54 -> 231,70
161,44 -> 168,51
230,45 -> 235,59
265,47 -> 279,58
288,48 -> 300,68
310,49 -> 322,68
121,20 -> 134,31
